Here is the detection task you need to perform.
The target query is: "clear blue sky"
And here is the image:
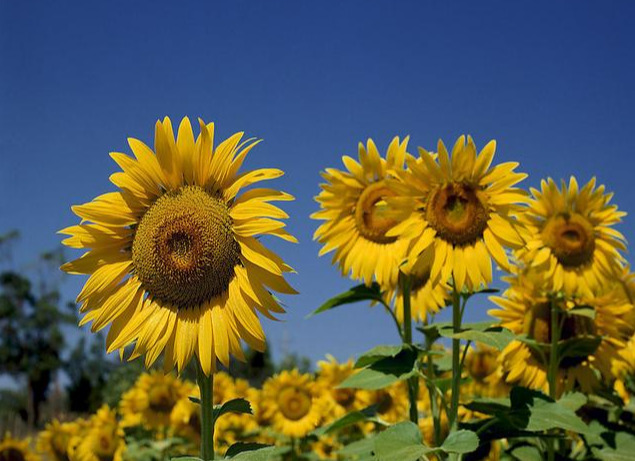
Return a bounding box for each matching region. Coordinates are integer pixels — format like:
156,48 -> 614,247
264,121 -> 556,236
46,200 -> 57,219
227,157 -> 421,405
1,1 -> 634,367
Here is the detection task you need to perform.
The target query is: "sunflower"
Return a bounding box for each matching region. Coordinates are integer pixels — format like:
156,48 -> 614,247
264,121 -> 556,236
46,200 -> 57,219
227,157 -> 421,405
119,371 -> 189,431
462,344 -> 509,399
60,117 -> 296,375
312,137 -> 411,287
0,434 -> 40,461
37,420 -> 80,461
69,406 -> 125,461
490,270 -> 634,395
262,370 -> 328,438
316,356 -> 367,419
359,381 -> 409,425
518,177 -> 626,298
388,135 -> 528,291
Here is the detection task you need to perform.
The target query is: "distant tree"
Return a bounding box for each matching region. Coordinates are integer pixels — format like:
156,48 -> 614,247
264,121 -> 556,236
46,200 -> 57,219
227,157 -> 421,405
230,346 -> 276,387
64,333 -> 116,413
276,352 -> 312,374
0,233 -> 74,427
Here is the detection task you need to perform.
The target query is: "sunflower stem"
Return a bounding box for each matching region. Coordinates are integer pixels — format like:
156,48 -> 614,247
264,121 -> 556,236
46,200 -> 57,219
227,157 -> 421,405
196,362 -> 215,461
401,274 -> 419,425
424,318 -> 442,447
547,296 -> 561,461
449,288 -> 462,432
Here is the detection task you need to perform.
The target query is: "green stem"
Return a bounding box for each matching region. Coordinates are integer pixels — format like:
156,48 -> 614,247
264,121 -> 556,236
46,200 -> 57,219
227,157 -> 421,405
424,321 -> 442,446
547,296 -> 560,461
381,299 -> 404,341
196,362 -> 215,461
449,288 -> 462,431
401,275 -> 419,425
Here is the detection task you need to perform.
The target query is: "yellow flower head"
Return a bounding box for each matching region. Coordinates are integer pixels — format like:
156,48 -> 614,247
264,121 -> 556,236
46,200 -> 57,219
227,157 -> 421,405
262,369 -> 328,438
37,420 -> 80,461
119,371 -> 189,430
0,433 -> 40,461
312,137 -> 412,287
390,136 -> 528,291
316,356 -> 367,419
519,177 -> 626,298
60,117 -> 297,375
490,270 -> 634,395
69,406 -> 125,461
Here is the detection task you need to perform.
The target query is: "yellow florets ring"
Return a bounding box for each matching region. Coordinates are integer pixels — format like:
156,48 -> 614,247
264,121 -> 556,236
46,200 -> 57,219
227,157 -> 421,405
132,185 -> 241,309
354,181 -> 399,244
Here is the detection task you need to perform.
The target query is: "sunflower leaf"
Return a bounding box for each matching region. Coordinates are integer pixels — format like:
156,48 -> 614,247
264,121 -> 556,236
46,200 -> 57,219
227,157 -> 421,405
213,398 -> 253,421
312,404 -> 380,436
225,442 -> 273,458
568,305 -> 596,320
308,283 -> 383,318
339,346 -> 418,390
355,345 -> 405,368
435,322 -> 514,350
372,422 -> 434,460
441,429 -> 479,454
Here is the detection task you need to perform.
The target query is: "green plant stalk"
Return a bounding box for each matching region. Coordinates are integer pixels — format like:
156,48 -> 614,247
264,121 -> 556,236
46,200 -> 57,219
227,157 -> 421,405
424,322 -> 442,446
196,362 -> 215,461
547,297 -> 560,461
401,275 -> 419,425
449,288 -> 462,431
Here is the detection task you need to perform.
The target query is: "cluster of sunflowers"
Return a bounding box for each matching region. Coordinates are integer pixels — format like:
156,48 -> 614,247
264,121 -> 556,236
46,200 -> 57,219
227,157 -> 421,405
0,347 -> 519,461
5,116 -> 631,459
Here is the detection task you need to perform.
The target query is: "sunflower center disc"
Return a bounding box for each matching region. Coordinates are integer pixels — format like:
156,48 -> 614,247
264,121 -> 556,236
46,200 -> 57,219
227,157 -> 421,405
523,302 -> 598,368
132,185 -> 240,309
467,350 -> 497,381
0,448 -> 26,461
278,387 -> 312,421
426,183 -> 489,246
354,181 -> 398,244
542,213 -> 595,268
148,386 -> 175,413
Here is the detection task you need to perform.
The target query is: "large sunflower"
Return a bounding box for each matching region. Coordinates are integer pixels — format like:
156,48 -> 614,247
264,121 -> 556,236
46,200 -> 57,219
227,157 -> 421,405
490,270 -> 634,395
0,434 -> 40,461
389,136 -> 528,291
518,177 -> 626,298
60,117 -> 296,375
261,370 -> 328,438
312,137 -> 411,287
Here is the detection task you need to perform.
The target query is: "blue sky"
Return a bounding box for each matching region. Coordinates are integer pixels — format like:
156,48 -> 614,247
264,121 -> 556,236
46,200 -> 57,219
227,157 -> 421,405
1,1 -> 634,367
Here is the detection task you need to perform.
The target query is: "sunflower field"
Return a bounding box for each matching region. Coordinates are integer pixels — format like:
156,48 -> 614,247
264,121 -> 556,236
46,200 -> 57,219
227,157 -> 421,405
1,114 -> 633,461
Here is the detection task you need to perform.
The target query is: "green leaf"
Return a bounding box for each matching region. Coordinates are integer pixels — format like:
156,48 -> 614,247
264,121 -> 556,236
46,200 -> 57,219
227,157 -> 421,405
313,405 -> 379,436
508,444 -> 543,461
188,396 -> 201,405
213,398 -> 252,421
593,432 -> 635,461
372,422 -> 433,461
441,430 -> 479,454
436,322 -> 514,350
171,458 -> 203,461
337,438 -> 376,460
568,305 -> 596,319
308,283 -> 383,317
558,335 -> 601,364
225,443 -> 272,457
231,446 -> 291,460
339,347 -> 418,390
355,345 -> 404,368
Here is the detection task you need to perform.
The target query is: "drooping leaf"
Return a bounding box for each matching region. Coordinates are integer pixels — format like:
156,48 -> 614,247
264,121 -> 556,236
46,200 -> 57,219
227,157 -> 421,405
436,322 -> 514,350
225,443 -> 272,457
213,398 -> 252,421
355,345 -> 405,368
339,346 -> 418,390
557,336 -> 601,365
372,422 -> 433,461
308,283 -> 383,317
313,405 -> 380,436
440,429 -> 479,454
